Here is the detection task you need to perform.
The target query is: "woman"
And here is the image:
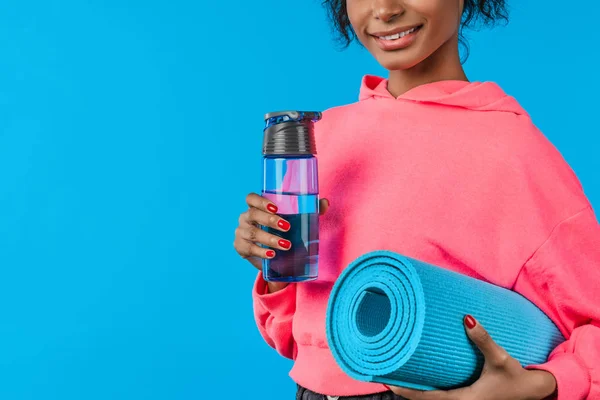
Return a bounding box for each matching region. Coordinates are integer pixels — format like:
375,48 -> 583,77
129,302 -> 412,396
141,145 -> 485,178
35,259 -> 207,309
233,1 -> 600,399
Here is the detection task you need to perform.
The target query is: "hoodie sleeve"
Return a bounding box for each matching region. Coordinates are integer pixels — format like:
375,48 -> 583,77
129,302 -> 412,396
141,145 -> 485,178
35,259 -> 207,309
513,206 -> 600,400
252,271 -> 298,360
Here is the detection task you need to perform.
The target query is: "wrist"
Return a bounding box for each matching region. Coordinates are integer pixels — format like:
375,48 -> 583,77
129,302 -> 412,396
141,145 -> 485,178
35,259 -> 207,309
267,281 -> 288,293
526,369 -> 557,399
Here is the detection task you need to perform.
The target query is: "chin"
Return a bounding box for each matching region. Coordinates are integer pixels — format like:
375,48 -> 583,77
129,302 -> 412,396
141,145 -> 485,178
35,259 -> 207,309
366,44 -> 429,71
375,54 -> 424,71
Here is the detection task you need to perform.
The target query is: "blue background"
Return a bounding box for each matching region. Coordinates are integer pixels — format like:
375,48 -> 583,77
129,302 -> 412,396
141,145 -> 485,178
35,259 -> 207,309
0,1 -> 598,399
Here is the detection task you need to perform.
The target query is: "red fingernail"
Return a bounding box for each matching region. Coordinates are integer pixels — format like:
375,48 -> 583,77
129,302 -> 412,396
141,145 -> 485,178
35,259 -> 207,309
266,250 -> 275,258
267,204 -> 278,213
383,384 -> 391,390
277,219 -> 290,230
279,239 -> 291,249
465,315 -> 476,329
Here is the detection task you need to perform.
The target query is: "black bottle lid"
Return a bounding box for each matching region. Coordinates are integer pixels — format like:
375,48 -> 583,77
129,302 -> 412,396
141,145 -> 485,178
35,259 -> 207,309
263,111 -> 322,156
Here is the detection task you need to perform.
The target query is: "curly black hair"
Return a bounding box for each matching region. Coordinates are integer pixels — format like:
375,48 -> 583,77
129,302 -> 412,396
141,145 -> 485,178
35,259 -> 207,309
322,0 -> 508,59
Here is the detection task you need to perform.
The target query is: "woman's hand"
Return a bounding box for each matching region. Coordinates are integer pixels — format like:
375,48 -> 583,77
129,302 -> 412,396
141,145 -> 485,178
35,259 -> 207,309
233,193 -> 330,292
387,315 -> 557,400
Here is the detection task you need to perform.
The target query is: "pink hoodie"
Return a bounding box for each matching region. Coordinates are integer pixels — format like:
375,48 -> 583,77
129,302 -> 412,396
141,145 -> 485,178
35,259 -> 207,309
252,75 -> 600,399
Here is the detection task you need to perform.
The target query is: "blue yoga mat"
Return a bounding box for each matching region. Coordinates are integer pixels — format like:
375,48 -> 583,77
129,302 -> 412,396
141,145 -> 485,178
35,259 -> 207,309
325,251 -> 565,390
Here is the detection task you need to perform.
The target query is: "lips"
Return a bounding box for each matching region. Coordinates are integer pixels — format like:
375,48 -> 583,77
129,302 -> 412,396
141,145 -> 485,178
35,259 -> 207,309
370,24 -> 423,39
370,25 -> 423,51
377,26 -> 419,40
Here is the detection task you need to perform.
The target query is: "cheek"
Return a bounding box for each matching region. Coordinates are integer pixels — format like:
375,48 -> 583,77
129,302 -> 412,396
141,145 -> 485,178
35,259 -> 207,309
346,0 -> 367,36
346,0 -> 366,31
402,0 -> 439,14
413,0 -> 461,51
405,0 -> 461,31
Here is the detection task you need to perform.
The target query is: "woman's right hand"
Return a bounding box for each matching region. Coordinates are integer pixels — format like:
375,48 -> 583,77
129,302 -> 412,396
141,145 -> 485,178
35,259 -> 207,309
233,193 -> 329,291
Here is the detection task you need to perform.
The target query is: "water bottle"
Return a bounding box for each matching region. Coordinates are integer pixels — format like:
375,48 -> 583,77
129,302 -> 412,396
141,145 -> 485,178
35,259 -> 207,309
261,111 -> 322,283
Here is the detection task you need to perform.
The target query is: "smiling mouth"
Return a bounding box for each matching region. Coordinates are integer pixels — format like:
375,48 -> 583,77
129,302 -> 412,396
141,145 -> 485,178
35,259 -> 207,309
372,25 -> 423,40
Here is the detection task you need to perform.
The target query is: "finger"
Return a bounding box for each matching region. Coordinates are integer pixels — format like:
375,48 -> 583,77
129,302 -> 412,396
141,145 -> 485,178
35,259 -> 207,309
246,192 -> 279,214
246,256 -> 262,270
319,198 -> 330,216
236,225 -> 292,251
464,315 -> 511,367
388,386 -> 455,400
233,237 -> 276,261
239,210 -> 252,226
246,207 -> 290,232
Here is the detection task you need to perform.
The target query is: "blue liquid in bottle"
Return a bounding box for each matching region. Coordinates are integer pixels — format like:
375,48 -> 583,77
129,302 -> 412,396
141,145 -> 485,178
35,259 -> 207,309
262,191 -> 319,282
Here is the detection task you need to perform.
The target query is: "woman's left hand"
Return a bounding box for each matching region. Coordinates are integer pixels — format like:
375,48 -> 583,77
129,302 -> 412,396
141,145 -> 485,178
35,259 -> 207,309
387,315 -> 557,400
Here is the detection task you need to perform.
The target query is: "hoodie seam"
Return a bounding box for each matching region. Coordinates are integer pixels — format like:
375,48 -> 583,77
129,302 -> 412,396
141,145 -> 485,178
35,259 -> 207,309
510,205 -> 592,291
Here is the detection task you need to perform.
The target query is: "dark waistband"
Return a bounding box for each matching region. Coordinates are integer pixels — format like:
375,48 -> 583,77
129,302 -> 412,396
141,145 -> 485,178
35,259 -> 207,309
296,384 -> 404,400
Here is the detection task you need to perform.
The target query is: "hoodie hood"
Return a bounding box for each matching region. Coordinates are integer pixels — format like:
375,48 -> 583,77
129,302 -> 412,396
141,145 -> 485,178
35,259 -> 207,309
358,75 -> 527,116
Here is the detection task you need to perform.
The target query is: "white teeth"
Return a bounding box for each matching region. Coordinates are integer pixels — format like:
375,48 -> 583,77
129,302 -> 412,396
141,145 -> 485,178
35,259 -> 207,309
380,27 -> 417,40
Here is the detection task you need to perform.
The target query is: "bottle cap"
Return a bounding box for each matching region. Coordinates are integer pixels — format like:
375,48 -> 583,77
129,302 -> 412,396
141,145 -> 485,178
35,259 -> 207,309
263,111 -> 322,156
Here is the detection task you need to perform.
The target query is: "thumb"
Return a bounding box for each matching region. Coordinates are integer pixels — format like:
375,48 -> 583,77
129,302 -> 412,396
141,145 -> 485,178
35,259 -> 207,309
464,315 -> 509,365
319,198 -> 330,216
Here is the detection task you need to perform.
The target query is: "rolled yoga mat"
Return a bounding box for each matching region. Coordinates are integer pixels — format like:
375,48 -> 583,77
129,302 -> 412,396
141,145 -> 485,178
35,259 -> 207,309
325,250 -> 565,390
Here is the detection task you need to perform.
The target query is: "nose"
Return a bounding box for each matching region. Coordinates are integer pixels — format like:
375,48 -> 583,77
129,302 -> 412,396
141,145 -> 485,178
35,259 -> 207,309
372,0 -> 404,22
